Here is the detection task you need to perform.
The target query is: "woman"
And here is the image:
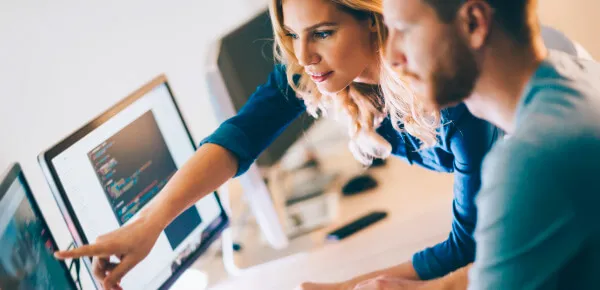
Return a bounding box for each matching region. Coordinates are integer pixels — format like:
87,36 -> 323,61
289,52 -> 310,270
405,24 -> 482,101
56,0 -> 497,289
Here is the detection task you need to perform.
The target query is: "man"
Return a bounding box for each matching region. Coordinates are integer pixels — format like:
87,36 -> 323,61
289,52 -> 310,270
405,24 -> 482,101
368,0 -> 600,289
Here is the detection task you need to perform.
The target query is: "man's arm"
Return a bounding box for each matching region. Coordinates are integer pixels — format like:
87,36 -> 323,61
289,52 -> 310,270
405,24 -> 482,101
469,137 -> 586,289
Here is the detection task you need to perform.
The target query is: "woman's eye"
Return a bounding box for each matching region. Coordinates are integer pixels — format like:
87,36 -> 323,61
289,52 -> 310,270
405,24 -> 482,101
313,31 -> 333,39
286,33 -> 299,40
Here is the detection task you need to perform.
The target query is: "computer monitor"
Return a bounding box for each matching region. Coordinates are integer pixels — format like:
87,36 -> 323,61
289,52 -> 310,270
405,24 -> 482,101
0,163 -> 78,290
38,75 -> 229,290
207,8 -> 314,167
205,8 -> 311,251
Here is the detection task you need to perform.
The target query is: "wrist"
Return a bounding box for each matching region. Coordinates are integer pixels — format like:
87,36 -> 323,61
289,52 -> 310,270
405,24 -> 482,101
140,205 -> 170,235
427,266 -> 470,290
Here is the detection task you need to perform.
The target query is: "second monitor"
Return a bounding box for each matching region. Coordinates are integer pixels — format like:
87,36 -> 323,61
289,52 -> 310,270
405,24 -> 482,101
0,163 -> 79,290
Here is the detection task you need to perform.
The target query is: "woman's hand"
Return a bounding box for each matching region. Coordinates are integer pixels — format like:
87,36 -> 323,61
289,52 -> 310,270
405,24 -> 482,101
54,213 -> 163,290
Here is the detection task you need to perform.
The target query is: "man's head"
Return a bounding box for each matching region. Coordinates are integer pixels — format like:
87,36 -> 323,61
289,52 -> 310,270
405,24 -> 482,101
383,0 -> 538,110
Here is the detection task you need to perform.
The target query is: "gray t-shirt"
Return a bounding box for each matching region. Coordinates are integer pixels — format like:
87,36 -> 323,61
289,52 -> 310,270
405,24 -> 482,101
469,50 -> 600,289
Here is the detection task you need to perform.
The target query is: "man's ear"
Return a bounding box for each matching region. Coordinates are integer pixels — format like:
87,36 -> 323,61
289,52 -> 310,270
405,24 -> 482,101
458,1 -> 494,49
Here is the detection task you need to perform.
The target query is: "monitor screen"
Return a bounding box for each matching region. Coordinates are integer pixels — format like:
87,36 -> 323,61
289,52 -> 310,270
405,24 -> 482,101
39,76 -> 228,290
0,164 -> 77,290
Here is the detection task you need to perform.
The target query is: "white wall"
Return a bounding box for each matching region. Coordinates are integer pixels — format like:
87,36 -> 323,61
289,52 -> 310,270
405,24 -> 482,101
0,0 -> 267,263
539,0 -> 599,59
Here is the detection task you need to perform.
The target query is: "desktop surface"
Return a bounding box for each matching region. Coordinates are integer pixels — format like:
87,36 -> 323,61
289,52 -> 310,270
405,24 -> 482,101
204,139 -> 455,289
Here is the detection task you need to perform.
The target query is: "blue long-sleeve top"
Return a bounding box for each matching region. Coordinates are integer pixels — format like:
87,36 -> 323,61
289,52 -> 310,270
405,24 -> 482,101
200,65 -> 499,280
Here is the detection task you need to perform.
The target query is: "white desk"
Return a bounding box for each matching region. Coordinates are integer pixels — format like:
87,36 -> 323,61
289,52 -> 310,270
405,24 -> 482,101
205,148 -> 455,290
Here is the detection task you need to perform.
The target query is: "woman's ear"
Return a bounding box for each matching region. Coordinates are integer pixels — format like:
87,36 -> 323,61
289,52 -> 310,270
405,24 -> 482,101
369,14 -> 378,32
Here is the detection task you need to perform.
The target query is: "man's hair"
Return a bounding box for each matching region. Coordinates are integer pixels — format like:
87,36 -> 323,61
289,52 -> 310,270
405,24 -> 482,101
423,0 -> 537,44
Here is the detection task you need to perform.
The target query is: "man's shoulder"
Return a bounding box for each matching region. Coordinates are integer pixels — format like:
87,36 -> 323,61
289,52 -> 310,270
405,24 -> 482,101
525,51 -> 600,107
518,55 -> 600,144
485,116 -> 600,196
499,114 -> 598,162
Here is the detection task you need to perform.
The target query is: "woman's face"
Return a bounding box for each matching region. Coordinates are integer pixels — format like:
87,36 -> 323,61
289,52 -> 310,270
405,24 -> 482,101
282,0 -> 379,95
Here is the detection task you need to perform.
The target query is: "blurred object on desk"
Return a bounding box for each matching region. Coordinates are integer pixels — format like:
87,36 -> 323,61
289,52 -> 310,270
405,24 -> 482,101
199,121 -> 454,290
341,174 -> 378,196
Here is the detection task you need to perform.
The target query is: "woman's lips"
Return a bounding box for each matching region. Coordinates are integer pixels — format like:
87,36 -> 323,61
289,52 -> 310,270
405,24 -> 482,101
309,71 -> 334,83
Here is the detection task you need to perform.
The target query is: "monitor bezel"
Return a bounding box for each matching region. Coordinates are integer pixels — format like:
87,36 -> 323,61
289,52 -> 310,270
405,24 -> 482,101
37,75 -> 229,289
0,163 -> 79,289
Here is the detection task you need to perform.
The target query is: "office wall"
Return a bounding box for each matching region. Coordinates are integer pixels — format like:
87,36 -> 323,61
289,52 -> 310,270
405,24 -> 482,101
0,0 -> 268,252
539,0 -> 599,59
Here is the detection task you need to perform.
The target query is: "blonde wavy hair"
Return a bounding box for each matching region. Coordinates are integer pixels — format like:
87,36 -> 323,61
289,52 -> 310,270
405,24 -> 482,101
269,0 -> 441,165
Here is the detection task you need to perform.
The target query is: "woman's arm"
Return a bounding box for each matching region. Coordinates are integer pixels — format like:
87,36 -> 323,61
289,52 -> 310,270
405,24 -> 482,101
143,143 -> 238,230
152,64 -> 307,225
412,105 -> 499,280
55,65 -> 307,290
300,106 -> 497,289
298,261 -> 419,290
200,64 -> 307,177
55,144 -> 239,290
